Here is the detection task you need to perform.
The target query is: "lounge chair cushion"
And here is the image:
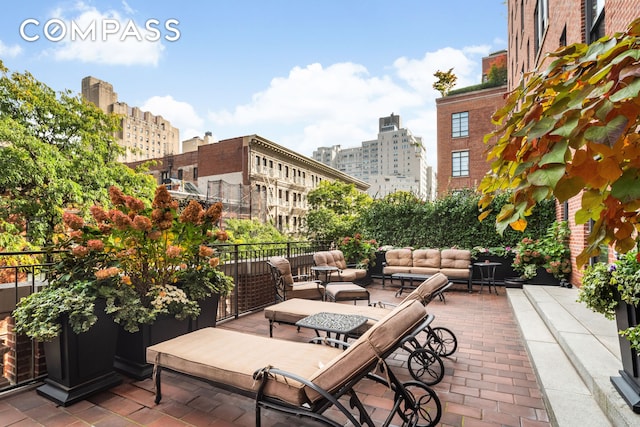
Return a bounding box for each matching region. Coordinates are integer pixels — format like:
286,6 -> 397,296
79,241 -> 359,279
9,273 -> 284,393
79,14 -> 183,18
264,298 -> 388,327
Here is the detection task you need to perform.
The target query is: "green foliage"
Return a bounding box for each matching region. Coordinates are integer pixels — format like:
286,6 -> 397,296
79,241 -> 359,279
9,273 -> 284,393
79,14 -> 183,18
433,68 -> 458,96
305,181 -> 372,242
577,263 -> 617,319
0,61 -> 156,246
337,234 -> 378,269
512,221 -> 572,279
223,218 -> 289,244
360,189 -> 556,250
13,281 -> 99,341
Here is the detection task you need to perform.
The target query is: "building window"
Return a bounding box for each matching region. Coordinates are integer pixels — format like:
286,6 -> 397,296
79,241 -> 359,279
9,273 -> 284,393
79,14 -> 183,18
193,167 -> 198,180
534,0 -> 549,53
451,112 -> 469,138
452,151 -> 469,177
586,0 -> 605,43
177,169 -> 183,180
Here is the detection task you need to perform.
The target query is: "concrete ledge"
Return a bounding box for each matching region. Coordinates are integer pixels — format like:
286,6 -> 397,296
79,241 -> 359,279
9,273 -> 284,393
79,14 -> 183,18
509,285 -> 640,426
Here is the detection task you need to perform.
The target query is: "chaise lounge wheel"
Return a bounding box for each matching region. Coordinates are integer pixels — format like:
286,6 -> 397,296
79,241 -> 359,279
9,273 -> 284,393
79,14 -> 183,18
407,348 -> 444,386
426,326 -> 457,357
395,380 -> 441,427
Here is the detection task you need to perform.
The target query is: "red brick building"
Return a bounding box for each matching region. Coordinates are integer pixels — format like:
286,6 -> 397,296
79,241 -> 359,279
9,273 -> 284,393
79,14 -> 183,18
436,83 -> 507,195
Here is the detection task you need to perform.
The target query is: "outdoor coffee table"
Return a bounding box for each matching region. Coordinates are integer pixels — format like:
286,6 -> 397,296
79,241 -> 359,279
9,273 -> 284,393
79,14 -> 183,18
295,312 -> 368,344
390,273 -> 432,297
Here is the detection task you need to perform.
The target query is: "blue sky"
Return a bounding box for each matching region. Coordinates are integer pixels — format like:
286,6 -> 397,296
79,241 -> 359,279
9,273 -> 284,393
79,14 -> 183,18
0,1 -> 507,167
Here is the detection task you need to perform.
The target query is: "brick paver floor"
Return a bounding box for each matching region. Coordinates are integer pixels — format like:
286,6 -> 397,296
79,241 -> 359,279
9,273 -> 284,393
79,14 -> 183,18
0,280 -> 551,426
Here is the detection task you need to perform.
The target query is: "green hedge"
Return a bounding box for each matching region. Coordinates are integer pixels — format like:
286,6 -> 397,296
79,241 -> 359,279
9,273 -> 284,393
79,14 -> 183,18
359,190 -> 556,250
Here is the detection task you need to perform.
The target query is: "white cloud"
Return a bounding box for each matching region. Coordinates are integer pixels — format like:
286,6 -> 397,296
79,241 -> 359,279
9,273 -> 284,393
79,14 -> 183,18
44,2 -> 165,66
140,95 -> 205,145
208,62 -> 422,156
393,46 -> 487,96
0,40 -> 22,57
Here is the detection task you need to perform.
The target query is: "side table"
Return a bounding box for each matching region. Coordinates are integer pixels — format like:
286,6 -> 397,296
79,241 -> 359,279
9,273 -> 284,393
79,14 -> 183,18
474,262 -> 501,294
296,312 -> 368,344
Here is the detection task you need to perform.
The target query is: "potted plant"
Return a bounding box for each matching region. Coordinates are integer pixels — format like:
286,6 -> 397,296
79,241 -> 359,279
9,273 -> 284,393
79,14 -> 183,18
578,250 -> 640,412
13,185 -> 235,394
512,221 -> 572,285
337,234 -> 378,270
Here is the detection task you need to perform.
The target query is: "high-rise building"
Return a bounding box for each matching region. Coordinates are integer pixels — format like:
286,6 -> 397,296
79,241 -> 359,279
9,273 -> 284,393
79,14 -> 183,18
81,76 -> 180,163
313,113 -> 434,199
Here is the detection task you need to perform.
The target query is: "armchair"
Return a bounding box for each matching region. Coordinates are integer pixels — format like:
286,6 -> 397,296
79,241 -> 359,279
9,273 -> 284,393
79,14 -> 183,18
267,256 -> 325,303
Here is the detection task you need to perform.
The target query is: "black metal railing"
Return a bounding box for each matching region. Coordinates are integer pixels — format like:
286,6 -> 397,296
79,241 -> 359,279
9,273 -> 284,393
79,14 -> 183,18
0,241 -> 331,393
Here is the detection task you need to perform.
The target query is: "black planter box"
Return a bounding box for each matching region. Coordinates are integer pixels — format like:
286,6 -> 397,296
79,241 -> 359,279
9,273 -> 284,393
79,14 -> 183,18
527,267 -> 561,286
37,299 -> 122,406
611,299 -> 640,413
368,251 -> 386,278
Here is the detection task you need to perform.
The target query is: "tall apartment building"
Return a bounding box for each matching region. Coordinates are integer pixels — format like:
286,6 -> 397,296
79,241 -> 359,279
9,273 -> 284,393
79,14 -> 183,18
128,134 -> 369,234
81,77 -> 180,163
313,113 -> 434,200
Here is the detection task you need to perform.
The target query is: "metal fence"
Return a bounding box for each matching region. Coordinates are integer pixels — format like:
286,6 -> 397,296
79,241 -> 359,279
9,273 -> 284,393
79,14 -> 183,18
0,241 -> 331,395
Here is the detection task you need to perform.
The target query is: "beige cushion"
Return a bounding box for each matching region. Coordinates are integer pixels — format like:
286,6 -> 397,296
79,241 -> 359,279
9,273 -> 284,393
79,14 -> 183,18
402,273 -> 449,305
329,250 -> 348,270
412,249 -> 441,268
269,256 -> 294,285
325,282 -> 369,301
384,249 -> 413,267
409,267 -> 440,276
440,249 -> 471,271
306,299 -> 426,402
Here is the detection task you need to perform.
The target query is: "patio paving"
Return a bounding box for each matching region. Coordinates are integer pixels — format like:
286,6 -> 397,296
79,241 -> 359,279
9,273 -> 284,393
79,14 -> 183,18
0,280 -> 552,426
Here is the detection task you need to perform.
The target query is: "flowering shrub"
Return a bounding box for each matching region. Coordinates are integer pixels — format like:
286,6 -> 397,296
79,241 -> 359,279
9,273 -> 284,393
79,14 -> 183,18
337,234 -> 378,269
512,221 -> 571,280
13,185 -> 234,341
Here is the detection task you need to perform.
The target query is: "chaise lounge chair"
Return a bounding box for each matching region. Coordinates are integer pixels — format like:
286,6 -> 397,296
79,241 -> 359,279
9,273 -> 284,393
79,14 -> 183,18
147,299 -> 442,426
263,273 -> 457,385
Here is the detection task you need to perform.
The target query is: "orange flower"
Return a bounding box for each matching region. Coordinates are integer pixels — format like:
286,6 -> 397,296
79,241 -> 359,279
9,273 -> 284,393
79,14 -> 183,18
110,210 -> 132,230
152,185 -> 173,209
125,195 -> 145,213
199,245 -> 215,257
209,257 -> 220,268
121,275 -> 132,285
180,200 -> 204,224
72,245 -> 89,257
95,266 -> 120,280
132,215 -> 152,231
166,245 -> 182,258
109,186 -> 127,206
87,239 -> 104,251
204,202 -> 223,223
90,205 -> 109,223
63,212 -> 84,230
215,230 -> 229,242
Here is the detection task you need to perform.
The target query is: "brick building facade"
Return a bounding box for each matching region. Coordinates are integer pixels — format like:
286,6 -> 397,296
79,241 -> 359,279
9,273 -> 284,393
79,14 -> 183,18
128,134 -> 369,234
436,84 -> 507,195
507,0 -> 640,285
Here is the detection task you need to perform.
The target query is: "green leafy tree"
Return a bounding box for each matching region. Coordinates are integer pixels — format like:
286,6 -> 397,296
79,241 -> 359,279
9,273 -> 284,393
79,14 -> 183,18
0,61 -> 156,245
478,18 -> 640,266
433,68 -> 457,96
305,180 -> 372,243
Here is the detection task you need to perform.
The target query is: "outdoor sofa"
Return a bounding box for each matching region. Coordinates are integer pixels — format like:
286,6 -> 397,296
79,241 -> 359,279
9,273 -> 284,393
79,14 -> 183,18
382,248 -> 472,291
